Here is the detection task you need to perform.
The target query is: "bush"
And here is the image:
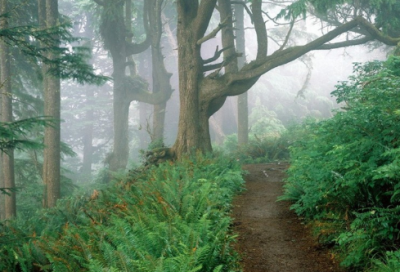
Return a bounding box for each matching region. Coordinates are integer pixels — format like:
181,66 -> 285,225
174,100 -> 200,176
281,56 -> 400,270
219,124 -> 300,164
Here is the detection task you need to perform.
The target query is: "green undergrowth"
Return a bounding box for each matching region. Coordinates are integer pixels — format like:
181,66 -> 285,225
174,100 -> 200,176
280,56 -> 400,271
0,153 -> 244,272
218,131 -> 296,163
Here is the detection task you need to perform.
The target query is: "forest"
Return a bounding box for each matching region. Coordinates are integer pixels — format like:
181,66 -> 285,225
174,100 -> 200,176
1,0 -> 400,271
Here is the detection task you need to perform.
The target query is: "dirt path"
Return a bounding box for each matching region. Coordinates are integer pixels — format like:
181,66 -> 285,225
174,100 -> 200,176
232,163 -> 345,272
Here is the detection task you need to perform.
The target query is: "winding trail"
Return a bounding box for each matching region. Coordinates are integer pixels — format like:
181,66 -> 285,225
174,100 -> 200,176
232,163 -> 345,272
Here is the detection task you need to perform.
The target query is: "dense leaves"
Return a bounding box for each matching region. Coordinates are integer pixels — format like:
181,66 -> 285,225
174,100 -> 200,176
0,154 -> 243,272
281,56 -> 400,270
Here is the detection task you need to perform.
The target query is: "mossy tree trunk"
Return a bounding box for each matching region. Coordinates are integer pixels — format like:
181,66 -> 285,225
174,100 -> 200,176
95,0 -> 173,171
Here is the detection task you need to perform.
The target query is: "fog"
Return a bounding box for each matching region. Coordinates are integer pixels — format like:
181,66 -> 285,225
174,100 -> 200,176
59,2 -> 389,180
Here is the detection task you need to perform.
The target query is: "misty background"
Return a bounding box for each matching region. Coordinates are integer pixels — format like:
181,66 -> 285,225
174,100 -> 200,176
57,1 -> 387,182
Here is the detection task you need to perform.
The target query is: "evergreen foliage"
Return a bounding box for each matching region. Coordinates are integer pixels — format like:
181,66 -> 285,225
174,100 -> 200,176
0,117 -> 50,152
281,56 -> 400,270
0,10 -> 107,85
0,154 -> 244,272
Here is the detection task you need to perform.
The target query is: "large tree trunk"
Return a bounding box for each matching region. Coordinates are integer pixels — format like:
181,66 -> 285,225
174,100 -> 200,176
1,0 -> 16,219
172,2 -> 206,158
42,0 -> 61,208
235,3 -> 249,145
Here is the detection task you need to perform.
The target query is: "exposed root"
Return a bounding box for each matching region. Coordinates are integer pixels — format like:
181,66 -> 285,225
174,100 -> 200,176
143,147 -> 176,168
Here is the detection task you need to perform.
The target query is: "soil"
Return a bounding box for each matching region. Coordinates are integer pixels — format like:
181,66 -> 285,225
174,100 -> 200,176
232,163 -> 345,272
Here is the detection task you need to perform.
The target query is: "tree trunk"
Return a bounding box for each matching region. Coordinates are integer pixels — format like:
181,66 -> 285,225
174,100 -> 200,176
209,116 -> 225,145
79,12 -> 96,181
109,60 -> 131,171
173,2 -> 206,158
0,0 -> 16,219
81,86 -> 94,181
137,50 -> 152,149
42,0 -> 61,208
105,0 -> 130,172
0,157 -> 4,220
235,3 -> 248,145
149,0 -> 172,145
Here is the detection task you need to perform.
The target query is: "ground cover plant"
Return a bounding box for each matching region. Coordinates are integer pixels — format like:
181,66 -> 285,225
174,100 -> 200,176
0,154 -> 244,272
219,130 -> 295,164
281,56 -> 400,271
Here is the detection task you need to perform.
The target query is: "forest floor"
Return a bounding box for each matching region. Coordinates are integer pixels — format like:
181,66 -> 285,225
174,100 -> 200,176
232,163 -> 345,272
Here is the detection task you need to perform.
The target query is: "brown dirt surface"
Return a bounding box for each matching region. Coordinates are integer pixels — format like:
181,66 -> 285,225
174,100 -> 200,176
232,163 -> 345,272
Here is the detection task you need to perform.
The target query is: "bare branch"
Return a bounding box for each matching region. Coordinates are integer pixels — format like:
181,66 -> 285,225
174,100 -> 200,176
197,16 -> 230,45
202,46 -> 232,64
263,10 -> 291,26
203,53 -> 242,72
277,19 -> 295,51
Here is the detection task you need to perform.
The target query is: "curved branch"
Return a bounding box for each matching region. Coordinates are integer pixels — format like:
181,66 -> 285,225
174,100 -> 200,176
277,19 -> 295,51
316,36 -> 373,50
197,16 -> 229,45
202,46 -> 232,64
202,52 -> 241,72
252,0 -> 268,59
124,75 -> 173,105
358,17 -> 400,45
126,0 -> 151,55
227,16 -> 400,88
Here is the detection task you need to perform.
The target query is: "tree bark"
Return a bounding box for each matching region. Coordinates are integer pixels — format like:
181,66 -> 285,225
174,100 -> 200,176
42,0 -> 61,208
0,0 -> 16,219
172,2 -> 205,158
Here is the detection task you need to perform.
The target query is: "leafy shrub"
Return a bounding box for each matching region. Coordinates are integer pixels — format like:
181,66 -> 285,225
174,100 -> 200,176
372,250 -> 400,272
281,56 -> 400,270
0,153 -> 244,272
219,124 -> 300,163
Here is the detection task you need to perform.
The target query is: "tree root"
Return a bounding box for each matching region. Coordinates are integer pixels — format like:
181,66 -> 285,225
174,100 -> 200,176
143,147 -> 176,167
